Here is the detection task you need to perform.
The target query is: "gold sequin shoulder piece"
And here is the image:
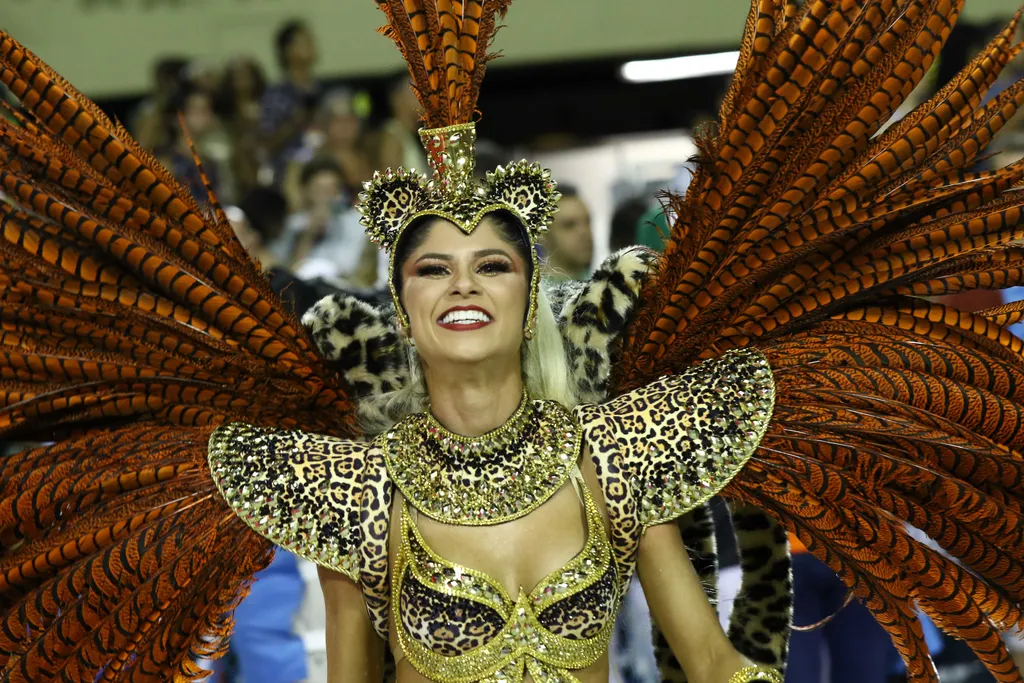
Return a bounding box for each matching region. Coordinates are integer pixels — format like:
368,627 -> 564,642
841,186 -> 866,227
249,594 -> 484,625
208,423 -> 376,581
576,348 -> 775,529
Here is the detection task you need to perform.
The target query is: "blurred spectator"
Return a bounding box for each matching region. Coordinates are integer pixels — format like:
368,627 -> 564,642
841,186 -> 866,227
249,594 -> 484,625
283,89 -> 373,210
130,57 -> 188,151
376,74 -> 425,172
786,534 -> 896,683
217,58 -> 268,198
269,158 -> 373,286
540,186 -> 593,281
609,197 -> 649,253
261,20 -> 321,184
157,83 -> 232,205
237,187 -> 290,262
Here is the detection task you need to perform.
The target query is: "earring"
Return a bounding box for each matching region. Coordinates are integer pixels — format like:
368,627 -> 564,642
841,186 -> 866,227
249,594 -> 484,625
402,325 -> 416,349
523,318 -> 535,341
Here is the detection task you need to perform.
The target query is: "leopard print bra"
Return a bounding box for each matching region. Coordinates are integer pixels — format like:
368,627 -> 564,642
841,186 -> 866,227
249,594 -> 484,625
392,473 -> 619,683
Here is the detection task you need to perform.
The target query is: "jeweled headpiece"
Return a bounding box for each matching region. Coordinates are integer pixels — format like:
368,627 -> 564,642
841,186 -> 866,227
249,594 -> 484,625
358,0 -> 561,334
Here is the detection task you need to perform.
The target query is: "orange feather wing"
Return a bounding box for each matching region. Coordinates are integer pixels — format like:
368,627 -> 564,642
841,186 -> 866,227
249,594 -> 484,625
0,29 -> 357,682
616,2 -> 1024,680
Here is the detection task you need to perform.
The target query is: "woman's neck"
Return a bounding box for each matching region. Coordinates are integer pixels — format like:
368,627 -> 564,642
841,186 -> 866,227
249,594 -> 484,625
424,363 -> 523,437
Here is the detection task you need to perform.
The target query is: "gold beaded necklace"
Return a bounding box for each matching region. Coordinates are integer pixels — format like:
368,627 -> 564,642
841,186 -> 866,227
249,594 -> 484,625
379,392 -> 582,525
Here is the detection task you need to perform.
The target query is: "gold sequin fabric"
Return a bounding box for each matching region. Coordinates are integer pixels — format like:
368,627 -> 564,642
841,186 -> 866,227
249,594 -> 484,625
575,348 -> 775,593
393,480 -> 617,683
207,424 -> 371,580
379,396 -> 582,525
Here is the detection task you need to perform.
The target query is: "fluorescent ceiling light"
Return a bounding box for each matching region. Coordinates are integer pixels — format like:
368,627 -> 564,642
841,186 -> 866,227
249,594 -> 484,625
621,51 -> 740,83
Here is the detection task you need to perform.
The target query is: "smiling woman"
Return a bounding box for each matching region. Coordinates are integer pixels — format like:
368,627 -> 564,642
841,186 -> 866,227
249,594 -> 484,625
359,212 -> 578,436
4,2 -> 1024,683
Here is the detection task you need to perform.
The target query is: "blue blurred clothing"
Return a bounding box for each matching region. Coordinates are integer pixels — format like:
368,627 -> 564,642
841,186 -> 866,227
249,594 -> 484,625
786,553 -> 895,683
229,550 -> 307,683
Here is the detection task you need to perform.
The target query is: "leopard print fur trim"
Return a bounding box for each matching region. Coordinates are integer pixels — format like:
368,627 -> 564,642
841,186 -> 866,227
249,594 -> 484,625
550,246 -> 659,404
301,295 -> 409,397
727,504 -> 792,669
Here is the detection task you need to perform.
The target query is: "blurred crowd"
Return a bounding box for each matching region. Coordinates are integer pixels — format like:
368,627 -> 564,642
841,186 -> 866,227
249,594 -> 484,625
124,18 -> 428,293
18,9 -> 1023,683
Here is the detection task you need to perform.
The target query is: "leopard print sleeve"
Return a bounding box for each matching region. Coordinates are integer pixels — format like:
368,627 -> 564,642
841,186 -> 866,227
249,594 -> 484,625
208,423 -> 386,583
576,348 -> 775,531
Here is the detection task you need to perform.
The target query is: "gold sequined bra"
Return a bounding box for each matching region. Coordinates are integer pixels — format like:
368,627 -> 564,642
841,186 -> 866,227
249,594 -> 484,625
393,473 -> 618,683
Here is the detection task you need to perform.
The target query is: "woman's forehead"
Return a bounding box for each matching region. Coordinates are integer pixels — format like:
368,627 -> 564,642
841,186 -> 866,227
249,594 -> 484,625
413,218 -> 510,253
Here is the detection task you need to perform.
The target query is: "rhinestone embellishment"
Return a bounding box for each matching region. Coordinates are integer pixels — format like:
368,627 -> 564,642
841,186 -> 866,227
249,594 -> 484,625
380,394 -> 582,525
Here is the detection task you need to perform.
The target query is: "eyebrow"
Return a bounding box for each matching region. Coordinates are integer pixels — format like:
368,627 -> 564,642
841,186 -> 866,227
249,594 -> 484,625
414,248 -> 512,263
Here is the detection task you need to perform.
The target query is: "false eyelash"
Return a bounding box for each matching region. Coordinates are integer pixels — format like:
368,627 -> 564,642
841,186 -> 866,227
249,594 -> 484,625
479,260 -> 513,274
416,264 -> 450,277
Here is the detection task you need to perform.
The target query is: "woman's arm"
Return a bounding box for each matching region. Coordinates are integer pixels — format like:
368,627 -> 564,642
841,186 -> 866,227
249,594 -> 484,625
318,566 -> 384,683
637,523 -> 772,683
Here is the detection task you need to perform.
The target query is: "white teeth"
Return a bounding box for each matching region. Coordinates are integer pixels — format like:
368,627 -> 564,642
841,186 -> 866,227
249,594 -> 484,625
439,310 -> 493,325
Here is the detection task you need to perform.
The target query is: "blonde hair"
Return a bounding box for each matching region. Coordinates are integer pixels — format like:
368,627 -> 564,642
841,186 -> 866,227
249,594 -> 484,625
358,285 -> 576,434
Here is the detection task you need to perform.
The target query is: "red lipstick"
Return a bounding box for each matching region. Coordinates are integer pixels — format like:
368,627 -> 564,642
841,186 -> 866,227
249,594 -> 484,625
437,305 -> 494,331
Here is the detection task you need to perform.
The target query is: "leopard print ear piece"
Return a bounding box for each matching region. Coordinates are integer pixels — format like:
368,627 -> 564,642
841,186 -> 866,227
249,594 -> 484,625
302,294 -> 410,397
356,169 -> 431,251
485,161 -> 561,235
552,246 -> 659,404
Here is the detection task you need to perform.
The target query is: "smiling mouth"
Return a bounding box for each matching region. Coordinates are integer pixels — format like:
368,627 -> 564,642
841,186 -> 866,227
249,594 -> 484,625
437,307 -> 494,331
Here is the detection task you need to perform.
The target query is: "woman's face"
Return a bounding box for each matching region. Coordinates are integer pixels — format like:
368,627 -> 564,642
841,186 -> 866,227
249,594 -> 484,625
399,217 -> 529,367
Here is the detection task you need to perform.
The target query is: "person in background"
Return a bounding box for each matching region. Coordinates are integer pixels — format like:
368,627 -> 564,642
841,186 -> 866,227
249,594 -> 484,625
268,157 -> 372,285
610,197 -> 650,253
130,57 -> 188,151
223,551 -> 308,683
157,83 -> 229,205
785,533 -> 896,683
261,19 -> 320,184
282,89 -> 374,210
217,58 -> 268,198
539,185 -> 593,281
375,73 -> 425,172
237,186 -> 290,264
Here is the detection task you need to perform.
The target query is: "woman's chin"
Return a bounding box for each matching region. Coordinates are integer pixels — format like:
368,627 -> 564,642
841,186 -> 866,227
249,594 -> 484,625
424,338 -> 516,367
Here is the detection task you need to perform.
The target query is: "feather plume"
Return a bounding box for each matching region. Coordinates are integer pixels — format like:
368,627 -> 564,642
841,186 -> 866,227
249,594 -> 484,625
375,0 -> 512,127
615,1 -> 1024,679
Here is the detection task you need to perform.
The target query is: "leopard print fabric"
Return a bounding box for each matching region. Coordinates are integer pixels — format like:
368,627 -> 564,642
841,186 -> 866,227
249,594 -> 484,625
301,295 -> 408,397
289,246 -> 792,677
536,564 -> 619,640
727,503 -> 792,669
573,348 -> 775,594
207,424 -> 395,640
399,575 -> 505,656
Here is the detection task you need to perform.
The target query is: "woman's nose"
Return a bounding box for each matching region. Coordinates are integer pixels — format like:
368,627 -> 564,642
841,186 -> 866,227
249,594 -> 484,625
448,267 -> 480,296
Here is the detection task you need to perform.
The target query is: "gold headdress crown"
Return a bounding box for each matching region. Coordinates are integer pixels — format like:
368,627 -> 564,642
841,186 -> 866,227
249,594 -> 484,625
360,0 -> 561,335
357,122 -> 560,254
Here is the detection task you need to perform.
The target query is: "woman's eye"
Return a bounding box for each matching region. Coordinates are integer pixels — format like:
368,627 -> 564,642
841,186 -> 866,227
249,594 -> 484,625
416,264 -> 449,277
478,260 -> 512,275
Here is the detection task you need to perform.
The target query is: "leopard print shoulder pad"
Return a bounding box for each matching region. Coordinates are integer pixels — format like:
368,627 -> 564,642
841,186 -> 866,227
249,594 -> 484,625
574,348 -> 775,529
207,423 -> 392,586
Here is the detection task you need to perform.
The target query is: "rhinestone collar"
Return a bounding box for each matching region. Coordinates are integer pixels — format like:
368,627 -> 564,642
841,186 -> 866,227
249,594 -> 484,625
379,395 -> 582,526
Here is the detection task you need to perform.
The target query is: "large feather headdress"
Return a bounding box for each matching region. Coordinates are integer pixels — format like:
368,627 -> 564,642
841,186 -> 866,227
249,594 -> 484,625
359,0 -> 561,332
